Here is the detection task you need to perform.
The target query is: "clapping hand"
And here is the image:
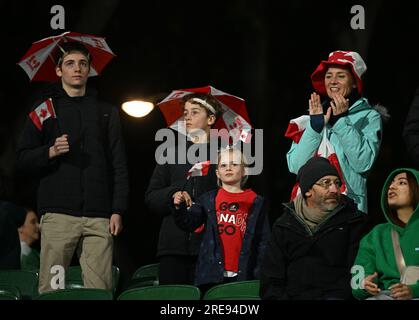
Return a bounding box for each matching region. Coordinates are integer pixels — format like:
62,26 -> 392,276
329,93 -> 349,115
309,93 -> 332,124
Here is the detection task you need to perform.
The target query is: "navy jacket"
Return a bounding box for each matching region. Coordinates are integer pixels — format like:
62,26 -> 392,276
173,189 -> 270,286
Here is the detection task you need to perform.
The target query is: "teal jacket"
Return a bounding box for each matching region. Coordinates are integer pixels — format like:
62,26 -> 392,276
352,168 -> 419,299
287,98 -> 382,213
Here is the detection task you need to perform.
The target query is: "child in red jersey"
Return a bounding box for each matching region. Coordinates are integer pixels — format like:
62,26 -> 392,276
173,147 -> 270,288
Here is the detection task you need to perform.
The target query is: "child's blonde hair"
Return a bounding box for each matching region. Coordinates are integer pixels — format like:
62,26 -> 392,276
216,146 -> 248,188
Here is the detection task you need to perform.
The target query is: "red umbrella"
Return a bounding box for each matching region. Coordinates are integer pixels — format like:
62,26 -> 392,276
158,85 -> 252,142
17,31 -> 115,82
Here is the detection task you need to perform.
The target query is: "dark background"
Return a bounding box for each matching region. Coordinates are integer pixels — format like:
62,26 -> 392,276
1,0 -> 418,291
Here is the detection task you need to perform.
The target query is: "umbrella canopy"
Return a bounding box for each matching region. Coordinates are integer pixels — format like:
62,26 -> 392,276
158,85 -> 252,142
17,31 -> 115,82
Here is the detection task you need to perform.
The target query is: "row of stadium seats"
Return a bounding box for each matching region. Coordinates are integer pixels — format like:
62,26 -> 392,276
0,264 -> 260,300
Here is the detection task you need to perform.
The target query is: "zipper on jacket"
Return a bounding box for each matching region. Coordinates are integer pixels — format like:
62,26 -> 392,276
192,176 -> 196,199
78,106 -> 85,212
188,176 -> 196,246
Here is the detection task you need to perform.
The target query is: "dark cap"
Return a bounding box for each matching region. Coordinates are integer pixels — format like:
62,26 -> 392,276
297,157 -> 339,195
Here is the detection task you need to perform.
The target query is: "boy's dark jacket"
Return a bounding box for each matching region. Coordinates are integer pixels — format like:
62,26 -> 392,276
145,142 -> 218,257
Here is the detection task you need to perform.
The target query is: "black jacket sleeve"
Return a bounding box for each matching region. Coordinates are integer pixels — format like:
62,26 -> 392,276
259,221 -> 289,300
172,201 -> 207,232
144,164 -> 184,218
16,116 -> 55,174
107,106 -> 129,214
403,87 -> 419,166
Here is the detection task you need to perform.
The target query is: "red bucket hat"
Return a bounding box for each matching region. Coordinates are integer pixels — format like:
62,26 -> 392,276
311,50 -> 367,96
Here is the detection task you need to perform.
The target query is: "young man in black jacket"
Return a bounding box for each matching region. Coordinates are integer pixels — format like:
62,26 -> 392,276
17,42 -> 129,293
260,157 -> 368,300
145,93 -> 222,285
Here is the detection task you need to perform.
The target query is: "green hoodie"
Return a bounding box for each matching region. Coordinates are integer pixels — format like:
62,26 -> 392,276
352,168 -> 419,299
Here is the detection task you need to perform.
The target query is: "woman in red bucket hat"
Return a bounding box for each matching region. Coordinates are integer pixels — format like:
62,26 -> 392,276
285,50 -> 388,214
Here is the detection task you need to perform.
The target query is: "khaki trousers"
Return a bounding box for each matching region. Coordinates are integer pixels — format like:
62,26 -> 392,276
38,213 -> 113,294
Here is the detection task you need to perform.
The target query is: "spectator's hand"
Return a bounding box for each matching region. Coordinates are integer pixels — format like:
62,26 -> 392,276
309,92 -> 331,124
173,191 -> 184,208
363,272 -> 380,295
330,93 -> 349,115
109,213 -> 123,236
49,134 -> 69,159
173,191 -> 192,208
309,93 -> 323,115
390,283 -> 413,300
181,191 -> 192,208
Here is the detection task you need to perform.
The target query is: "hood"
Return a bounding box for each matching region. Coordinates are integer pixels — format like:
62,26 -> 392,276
349,99 -> 390,123
373,104 -> 391,123
381,168 -> 419,230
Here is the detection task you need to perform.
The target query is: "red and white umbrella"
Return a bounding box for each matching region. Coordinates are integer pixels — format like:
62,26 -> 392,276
158,85 -> 252,143
17,31 -> 115,82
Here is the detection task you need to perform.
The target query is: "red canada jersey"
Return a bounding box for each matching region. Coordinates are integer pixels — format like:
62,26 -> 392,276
215,188 -> 257,273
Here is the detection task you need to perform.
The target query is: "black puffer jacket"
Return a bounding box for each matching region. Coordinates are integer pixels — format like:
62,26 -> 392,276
260,196 -> 368,300
16,85 -> 129,218
145,141 -> 218,257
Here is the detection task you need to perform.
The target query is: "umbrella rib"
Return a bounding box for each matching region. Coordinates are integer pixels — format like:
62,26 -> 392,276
48,38 -> 64,65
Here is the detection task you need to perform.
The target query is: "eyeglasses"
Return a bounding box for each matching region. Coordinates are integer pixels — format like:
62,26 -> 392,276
314,178 -> 342,189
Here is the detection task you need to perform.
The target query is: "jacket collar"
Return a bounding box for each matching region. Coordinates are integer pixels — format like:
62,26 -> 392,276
281,195 -> 364,233
41,82 -> 97,100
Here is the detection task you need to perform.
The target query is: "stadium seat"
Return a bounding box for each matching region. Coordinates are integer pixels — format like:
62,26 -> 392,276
0,285 -> 21,300
203,280 -> 261,300
65,265 -> 120,294
117,284 -> 201,300
35,288 -> 113,300
126,263 -> 159,289
0,270 -> 39,299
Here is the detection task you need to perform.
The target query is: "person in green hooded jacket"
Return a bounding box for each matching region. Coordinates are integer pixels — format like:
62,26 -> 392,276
352,168 -> 419,300
18,208 -> 40,271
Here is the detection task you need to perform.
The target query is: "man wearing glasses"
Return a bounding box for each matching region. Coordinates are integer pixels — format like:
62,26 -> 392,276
260,157 -> 368,300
